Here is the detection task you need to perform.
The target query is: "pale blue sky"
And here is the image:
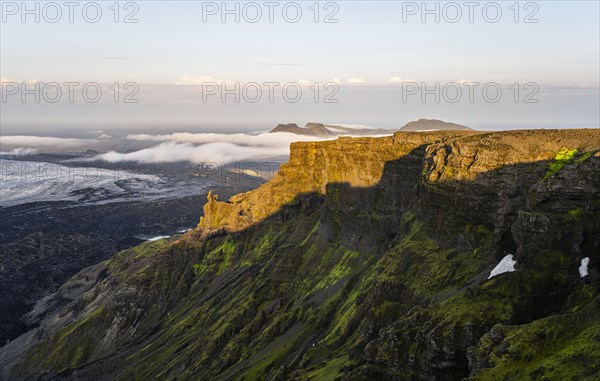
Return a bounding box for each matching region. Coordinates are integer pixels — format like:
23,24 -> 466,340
2,1 -> 599,85
1,1 -> 599,131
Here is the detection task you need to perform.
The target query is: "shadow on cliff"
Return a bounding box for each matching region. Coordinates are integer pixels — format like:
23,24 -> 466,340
185,145 -> 599,379
205,144 -> 599,267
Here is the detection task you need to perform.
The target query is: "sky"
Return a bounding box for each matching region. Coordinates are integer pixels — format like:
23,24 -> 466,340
1,0 -> 599,132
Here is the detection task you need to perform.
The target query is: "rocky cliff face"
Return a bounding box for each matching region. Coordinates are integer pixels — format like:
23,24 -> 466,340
1,129 -> 599,381
199,131 -> 474,232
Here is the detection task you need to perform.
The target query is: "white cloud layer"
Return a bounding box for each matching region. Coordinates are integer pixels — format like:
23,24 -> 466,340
94,132 -> 335,164
175,75 -> 233,85
2,130 -> 387,165
95,142 -> 292,164
0,136 -> 95,148
347,77 -> 365,84
126,131 -> 330,146
0,147 -> 39,155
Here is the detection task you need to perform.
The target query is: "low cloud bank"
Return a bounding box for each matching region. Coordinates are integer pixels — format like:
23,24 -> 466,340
126,131 -> 330,146
1,136 -> 96,149
94,132 -> 333,164
0,147 -> 39,155
3,130 -> 385,165
95,141 -> 292,164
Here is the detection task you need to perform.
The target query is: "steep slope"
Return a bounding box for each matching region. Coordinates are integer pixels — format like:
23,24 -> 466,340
1,129 -> 599,381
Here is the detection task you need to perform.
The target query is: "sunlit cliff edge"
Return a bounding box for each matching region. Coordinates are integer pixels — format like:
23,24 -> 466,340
200,129 -> 599,233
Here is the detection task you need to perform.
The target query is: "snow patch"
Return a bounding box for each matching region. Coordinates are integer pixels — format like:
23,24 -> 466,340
147,235 -> 170,242
579,257 -> 590,278
488,254 -> 517,279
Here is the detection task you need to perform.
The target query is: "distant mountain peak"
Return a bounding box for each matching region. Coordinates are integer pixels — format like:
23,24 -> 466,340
269,120 -> 471,137
269,122 -> 395,137
399,119 -> 472,131
270,123 -> 335,138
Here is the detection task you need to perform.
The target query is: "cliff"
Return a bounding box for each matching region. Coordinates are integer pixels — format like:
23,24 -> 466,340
199,130 -> 475,232
1,129 -> 599,381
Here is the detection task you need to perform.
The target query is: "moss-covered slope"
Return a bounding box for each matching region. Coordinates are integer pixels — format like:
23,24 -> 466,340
1,129 -> 599,381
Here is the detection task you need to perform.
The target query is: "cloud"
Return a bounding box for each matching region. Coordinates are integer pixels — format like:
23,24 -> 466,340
175,75 -> 233,85
235,62 -> 312,66
1,78 -> 40,84
94,142 -> 292,164
92,131 -> 340,164
126,131 -> 331,147
0,136 -> 96,148
0,147 -> 38,155
389,76 -> 403,83
347,77 -> 365,84
297,79 -> 313,88
100,57 -> 135,60
97,134 -> 112,139
103,128 -> 392,165
328,123 -> 387,130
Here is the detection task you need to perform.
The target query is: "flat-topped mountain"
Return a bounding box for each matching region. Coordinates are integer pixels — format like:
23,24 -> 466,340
400,118 -> 472,131
270,120 -> 471,137
270,122 -> 396,137
270,122 -> 336,137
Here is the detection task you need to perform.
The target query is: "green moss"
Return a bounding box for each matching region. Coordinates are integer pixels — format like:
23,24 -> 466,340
371,300 -> 403,321
24,306 -> 108,370
321,265 -> 375,344
192,237 -> 238,276
471,308 -> 600,381
564,207 -> 583,222
376,214 -> 487,300
192,263 -> 203,276
434,278 -> 515,327
476,224 -> 492,235
252,232 -> 275,259
544,147 -> 578,179
299,220 -> 321,247
133,240 -> 169,258
313,250 -> 358,291
304,355 -> 352,380
575,151 -> 593,164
